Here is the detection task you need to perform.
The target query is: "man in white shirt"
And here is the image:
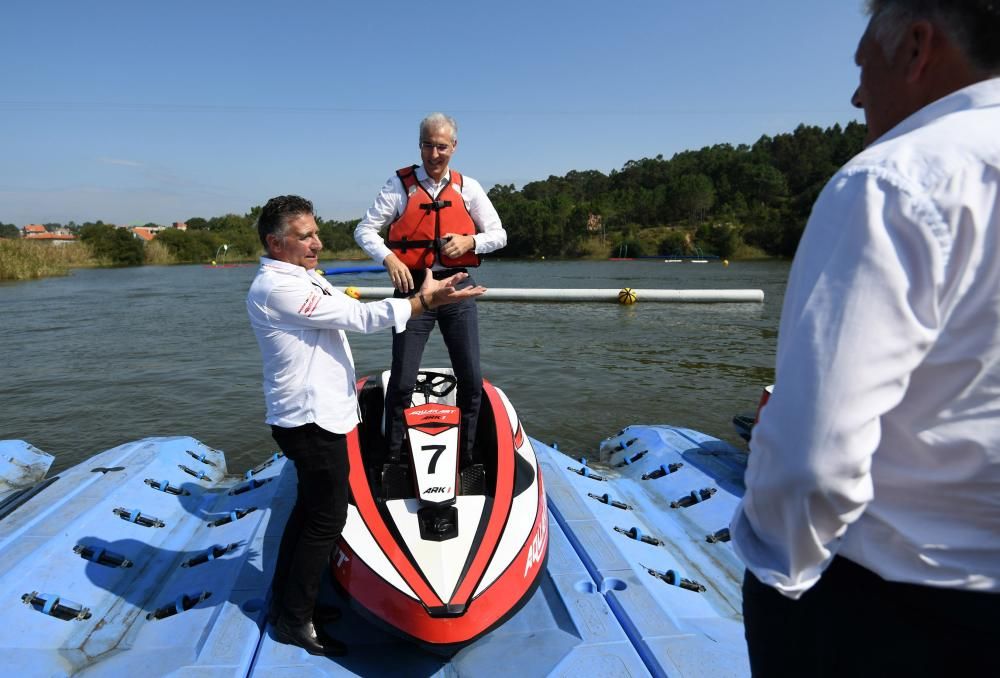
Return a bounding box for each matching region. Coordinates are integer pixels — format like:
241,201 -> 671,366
354,113 -> 506,469
247,195 -> 484,657
731,2 -> 1000,675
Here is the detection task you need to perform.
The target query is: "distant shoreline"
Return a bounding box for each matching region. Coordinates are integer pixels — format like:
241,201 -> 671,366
1,239 -> 780,285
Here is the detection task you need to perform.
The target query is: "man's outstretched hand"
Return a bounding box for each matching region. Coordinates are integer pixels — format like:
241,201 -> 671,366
420,271 -> 486,309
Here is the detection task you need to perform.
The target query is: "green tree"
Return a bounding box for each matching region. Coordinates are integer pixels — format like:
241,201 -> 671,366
564,205 -> 593,255
79,224 -> 144,266
155,228 -> 219,262
658,229 -> 689,256
470,121 -> 863,257
318,218 -> 359,253
496,195 -> 550,258
671,174 -> 716,221
701,223 -> 741,258
0,223 -> 19,239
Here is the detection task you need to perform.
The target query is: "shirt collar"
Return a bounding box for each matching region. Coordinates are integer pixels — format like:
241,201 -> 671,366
260,256 -> 322,281
416,164 -> 451,187
260,256 -> 297,273
875,77 -> 1000,147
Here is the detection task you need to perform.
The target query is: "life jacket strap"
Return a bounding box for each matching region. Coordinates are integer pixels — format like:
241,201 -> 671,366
387,237 -> 435,252
419,199 -> 452,211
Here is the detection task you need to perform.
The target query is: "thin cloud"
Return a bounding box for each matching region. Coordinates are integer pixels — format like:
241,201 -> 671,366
98,157 -> 144,167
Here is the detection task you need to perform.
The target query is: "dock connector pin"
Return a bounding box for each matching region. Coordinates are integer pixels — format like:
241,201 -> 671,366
186,450 -> 219,467
617,450 -> 648,467
182,543 -> 240,567
642,462 -> 684,480
643,566 -> 707,593
587,492 -> 632,510
74,544 -> 133,568
228,478 -> 273,495
569,465 -> 606,481
245,452 -> 284,479
113,507 -> 165,528
22,592 -> 92,620
670,487 -> 717,508
147,591 -> 212,620
614,525 -> 662,546
179,464 -> 211,481
706,527 -> 731,543
207,507 -> 257,527
144,478 -> 190,496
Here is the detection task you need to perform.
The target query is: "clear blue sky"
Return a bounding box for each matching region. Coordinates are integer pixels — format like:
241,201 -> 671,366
1,0 -> 870,226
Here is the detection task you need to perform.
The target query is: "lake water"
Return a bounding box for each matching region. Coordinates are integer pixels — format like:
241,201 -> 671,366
0,259 -> 787,474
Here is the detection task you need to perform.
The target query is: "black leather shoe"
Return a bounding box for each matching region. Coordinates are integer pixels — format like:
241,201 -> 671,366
268,602 -> 341,626
315,622 -> 348,654
274,618 -> 346,657
314,605 -> 341,624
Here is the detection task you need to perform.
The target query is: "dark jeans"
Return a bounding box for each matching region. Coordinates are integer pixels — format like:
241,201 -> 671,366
386,269 -> 482,462
269,423 -> 349,626
742,555 -> 999,677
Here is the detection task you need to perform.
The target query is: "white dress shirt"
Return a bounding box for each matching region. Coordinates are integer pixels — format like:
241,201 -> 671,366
731,78 -> 1000,598
247,257 -> 412,433
354,165 -> 506,267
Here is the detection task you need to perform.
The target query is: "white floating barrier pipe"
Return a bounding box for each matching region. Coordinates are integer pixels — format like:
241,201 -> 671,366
348,287 -> 764,303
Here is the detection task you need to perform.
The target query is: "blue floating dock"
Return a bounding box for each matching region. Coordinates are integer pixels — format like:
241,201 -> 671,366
541,427 -> 750,677
0,437 -> 289,677
0,426 -> 750,677
320,265 -> 385,276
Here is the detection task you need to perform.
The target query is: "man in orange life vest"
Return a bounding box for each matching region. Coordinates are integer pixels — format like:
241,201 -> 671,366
355,113 -> 506,467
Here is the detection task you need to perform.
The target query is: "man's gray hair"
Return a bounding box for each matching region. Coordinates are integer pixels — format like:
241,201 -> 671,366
865,1 -> 1000,73
420,113 -> 458,142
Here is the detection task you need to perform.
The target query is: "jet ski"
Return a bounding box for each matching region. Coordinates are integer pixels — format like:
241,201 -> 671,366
332,368 -> 548,651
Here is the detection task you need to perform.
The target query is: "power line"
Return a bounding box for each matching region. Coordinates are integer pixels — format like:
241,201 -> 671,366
0,100 -> 853,117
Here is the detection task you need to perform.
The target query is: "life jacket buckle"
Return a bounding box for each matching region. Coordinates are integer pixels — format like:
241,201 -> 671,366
419,199 -> 452,212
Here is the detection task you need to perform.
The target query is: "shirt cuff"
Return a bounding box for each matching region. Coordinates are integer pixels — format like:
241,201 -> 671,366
730,508 -> 826,600
387,297 -> 412,333
374,244 -> 393,265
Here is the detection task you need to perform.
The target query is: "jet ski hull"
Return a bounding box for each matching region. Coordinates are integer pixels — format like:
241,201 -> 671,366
332,373 -> 548,649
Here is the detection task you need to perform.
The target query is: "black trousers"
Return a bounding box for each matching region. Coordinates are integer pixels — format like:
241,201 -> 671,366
742,555 -> 999,677
386,269 -> 481,461
270,423 -> 349,626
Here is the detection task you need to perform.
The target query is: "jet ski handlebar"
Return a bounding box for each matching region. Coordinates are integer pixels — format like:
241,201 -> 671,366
413,371 -> 458,399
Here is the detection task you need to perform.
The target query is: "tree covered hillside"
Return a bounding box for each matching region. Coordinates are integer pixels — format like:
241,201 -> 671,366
3,120 -> 866,267
488,121 -> 866,259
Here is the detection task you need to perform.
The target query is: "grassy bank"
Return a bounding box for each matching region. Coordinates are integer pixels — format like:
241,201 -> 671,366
0,240 -> 97,281
0,239 -> 373,283
1,237 -> 771,283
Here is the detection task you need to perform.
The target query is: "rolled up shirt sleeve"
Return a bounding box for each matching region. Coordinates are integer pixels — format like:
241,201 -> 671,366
731,168 -> 946,598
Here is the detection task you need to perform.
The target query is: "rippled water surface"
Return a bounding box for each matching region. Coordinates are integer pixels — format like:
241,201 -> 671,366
1,259 -> 787,473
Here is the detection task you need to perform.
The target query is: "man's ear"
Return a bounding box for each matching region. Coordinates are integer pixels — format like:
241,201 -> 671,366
903,20 -> 936,83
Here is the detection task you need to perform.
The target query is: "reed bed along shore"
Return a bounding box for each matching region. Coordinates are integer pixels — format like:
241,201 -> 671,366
0,240 -> 97,281
0,239 -> 210,281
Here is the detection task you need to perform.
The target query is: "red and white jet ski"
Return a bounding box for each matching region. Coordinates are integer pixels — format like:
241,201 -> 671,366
332,368 -> 548,651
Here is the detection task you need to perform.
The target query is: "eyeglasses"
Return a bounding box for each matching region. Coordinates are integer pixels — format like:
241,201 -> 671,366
419,141 -> 453,153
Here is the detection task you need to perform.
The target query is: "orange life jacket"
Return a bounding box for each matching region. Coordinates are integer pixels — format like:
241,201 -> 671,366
387,165 -> 481,269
